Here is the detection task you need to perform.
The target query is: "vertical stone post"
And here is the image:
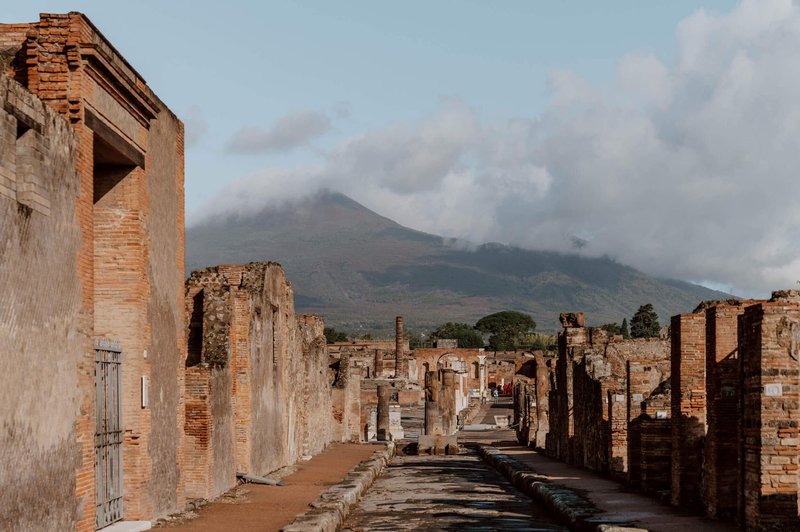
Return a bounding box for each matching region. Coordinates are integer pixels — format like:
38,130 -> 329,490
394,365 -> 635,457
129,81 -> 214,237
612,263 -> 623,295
670,312 -> 706,509
377,384 -> 390,441
478,354 -> 487,394
374,349 -> 383,378
534,352 -> 550,449
440,369 -> 457,435
424,370 -> 442,435
739,293 -> 800,530
557,313 -> 587,464
395,316 -> 404,379
704,302 -> 750,519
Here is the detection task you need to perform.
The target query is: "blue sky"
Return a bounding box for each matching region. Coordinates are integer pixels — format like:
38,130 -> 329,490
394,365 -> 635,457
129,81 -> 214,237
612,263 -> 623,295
7,1 -> 799,297
7,1 -> 738,208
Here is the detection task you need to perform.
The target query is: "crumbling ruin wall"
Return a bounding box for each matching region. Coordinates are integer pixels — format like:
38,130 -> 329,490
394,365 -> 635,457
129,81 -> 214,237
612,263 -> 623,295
0,73 -> 87,532
331,351 -> 363,443
297,315 -> 334,457
631,387 -> 671,496
514,353 -> 553,449
571,335 -> 668,477
184,263 -> 341,499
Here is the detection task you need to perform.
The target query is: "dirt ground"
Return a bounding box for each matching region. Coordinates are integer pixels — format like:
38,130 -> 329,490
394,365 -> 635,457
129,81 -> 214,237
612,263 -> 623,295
158,443 -> 380,532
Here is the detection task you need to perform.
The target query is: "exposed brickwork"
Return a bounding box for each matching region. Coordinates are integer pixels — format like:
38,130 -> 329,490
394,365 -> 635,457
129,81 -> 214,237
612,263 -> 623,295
0,12 -> 185,529
670,312 -> 706,509
703,301 -> 753,520
627,356 -> 671,489
184,263 -> 344,496
0,71 -> 86,532
739,295 -> 800,530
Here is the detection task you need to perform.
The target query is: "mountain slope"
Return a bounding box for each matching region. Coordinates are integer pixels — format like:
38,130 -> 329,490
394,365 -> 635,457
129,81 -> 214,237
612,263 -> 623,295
186,191 -> 730,335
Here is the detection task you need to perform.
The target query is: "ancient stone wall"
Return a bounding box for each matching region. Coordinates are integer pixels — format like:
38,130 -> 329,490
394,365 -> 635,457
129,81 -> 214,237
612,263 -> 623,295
1,11 -> 187,529
184,263 -> 341,500
0,72 -> 87,532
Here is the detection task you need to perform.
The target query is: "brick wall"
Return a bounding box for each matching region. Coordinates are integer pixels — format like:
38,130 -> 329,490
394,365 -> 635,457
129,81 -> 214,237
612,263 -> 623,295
703,302 -> 753,520
0,72 -> 87,532
670,312 -> 706,509
0,12 -> 186,528
185,263 -> 342,491
627,357 -> 670,489
739,294 -> 800,530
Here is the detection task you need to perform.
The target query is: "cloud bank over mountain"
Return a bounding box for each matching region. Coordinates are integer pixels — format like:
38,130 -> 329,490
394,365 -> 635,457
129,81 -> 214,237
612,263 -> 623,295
194,0 -> 800,297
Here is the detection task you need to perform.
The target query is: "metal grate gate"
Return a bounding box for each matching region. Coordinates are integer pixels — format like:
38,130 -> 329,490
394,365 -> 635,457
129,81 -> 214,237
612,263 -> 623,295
94,339 -> 123,529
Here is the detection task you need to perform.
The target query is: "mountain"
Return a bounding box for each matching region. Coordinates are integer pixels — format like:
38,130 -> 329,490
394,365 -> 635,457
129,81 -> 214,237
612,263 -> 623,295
186,191 -> 730,336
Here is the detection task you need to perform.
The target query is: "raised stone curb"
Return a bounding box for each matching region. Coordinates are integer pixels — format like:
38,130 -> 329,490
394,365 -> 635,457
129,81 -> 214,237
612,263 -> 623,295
281,442 -> 396,532
477,445 -> 646,532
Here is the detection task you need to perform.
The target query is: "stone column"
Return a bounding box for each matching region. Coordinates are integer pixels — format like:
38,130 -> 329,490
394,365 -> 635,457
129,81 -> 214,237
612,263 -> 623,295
478,354 -> 487,394
377,384 -> 390,441
424,370 -> 442,435
374,349 -> 383,378
395,316 -> 404,379
440,369 -> 457,435
534,352 -> 550,449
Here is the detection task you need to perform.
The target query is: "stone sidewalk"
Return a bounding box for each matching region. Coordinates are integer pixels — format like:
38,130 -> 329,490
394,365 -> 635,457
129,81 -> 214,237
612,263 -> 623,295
493,442 -> 737,532
156,443 -> 381,532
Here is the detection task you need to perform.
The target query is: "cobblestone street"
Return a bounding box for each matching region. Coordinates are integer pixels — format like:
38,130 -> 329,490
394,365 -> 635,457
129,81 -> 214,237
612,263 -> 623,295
341,400 -> 566,531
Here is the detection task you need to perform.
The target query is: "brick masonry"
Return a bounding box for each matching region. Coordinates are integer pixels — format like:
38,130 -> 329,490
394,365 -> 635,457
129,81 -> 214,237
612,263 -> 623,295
183,263 -> 348,500
514,299 -> 800,529
670,312 -> 706,509
1,12 -> 186,531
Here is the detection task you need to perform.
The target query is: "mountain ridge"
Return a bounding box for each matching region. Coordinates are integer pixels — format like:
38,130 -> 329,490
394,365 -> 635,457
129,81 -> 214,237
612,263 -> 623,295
186,191 -> 731,335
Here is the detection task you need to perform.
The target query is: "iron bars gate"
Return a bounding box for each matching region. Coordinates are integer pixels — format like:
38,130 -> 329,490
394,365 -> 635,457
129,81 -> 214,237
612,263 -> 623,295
94,338 -> 123,529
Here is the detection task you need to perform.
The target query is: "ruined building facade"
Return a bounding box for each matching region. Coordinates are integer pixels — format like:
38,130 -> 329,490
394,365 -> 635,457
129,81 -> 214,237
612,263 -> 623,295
0,13 -> 356,532
0,13 -> 186,531
515,293 -> 800,530
183,263 -> 354,500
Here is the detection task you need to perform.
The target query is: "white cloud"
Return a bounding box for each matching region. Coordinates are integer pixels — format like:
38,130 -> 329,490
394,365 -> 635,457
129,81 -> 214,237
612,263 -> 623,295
194,0 -> 800,297
226,110 -> 332,154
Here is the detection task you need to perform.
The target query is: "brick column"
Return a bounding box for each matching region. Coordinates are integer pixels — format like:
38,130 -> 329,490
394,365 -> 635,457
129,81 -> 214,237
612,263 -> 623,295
670,312 -> 706,509
704,302 -> 751,519
740,295 -> 800,530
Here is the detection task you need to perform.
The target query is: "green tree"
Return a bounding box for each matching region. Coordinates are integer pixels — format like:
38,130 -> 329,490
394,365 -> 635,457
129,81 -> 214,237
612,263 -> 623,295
323,327 -> 348,343
475,311 -> 536,351
405,329 -> 425,350
429,322 -> 484,348
600,322 -> 623,335
621,318 -> 630,339
630,304 -> 660,338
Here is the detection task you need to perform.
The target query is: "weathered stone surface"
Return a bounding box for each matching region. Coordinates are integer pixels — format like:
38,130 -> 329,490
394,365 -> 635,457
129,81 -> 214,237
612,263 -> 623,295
281,442 -> 395,532
184,263 -> 343,500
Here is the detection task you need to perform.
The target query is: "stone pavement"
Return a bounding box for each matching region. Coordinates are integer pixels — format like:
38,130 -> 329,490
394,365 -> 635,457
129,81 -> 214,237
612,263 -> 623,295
495,444 -> 737,532
155,443 -> 379,532
341,398 -> 565,531
470,396 -> 735,532
340,449 -> 566,531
